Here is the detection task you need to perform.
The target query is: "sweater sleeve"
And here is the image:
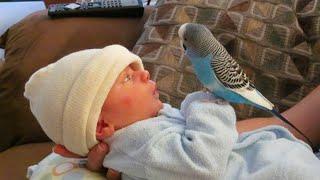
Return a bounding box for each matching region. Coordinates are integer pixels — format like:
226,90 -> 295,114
144,92 -> 238,179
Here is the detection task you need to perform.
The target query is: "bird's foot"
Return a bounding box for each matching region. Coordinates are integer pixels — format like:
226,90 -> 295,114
212,98 -> 229,105
202,87 -> 211,93
199,97 -> 229,105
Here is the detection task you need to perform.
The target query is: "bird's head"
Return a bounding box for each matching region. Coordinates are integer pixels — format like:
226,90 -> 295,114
178,23 -> 217,58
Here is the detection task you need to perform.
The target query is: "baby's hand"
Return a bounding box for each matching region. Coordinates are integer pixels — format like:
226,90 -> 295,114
87,143 -> 109,172
107,168 -> 121,180
87,142 -> 121,180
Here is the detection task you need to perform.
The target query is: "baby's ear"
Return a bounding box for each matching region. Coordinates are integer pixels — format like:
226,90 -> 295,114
96,122 -> 115,141
96,112 -> 115,141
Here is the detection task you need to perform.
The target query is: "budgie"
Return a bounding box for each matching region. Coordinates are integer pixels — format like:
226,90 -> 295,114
178,23 -> 315,149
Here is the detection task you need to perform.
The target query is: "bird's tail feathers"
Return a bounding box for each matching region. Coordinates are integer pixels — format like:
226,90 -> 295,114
236,88 -> 274,111
270,109 -> 297,130
270,109 -> 317,152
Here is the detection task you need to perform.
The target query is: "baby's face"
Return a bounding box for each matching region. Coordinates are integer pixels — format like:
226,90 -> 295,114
100,64 -> 163,130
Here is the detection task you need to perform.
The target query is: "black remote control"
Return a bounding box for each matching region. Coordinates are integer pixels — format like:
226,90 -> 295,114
48,0 -> 144,18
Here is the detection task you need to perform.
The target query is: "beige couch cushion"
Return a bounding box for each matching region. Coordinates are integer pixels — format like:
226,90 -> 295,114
0,142 -> 54,180
0,60 -> 3,71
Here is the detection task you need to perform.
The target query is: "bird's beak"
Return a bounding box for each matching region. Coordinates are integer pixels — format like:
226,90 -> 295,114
183,44 -> 187,51
178,23 -> 188,51
180,40 -> 186,51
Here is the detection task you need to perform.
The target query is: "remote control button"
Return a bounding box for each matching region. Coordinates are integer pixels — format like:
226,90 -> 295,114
64,3 -> 81,10
93,2 -> 101,7
121,0 -> 139,6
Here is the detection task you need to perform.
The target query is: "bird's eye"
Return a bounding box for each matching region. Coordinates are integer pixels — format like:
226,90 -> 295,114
184,37 -> 187,41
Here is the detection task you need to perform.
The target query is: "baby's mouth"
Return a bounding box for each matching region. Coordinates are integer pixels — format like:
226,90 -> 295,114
154,90 -> 159,98
153,86 -> 159,98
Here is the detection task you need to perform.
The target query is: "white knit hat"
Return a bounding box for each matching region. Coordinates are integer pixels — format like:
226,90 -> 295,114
24,45 -> 144,156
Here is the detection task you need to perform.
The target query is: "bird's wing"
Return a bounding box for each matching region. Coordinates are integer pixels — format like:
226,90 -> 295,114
210,55 -> 274,110
210,55 -> 253,90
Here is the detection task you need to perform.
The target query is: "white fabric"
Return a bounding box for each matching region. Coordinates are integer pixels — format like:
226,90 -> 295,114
103,91 -> 320,180
27,152 -> 105,180
0,2 -> 45,36
24,45 -> 143,156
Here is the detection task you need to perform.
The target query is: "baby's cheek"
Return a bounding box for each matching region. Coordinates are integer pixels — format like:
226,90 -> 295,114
121,95 -> 133,107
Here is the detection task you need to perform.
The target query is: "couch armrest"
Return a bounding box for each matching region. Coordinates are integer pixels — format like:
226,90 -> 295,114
0,142 -> 54,180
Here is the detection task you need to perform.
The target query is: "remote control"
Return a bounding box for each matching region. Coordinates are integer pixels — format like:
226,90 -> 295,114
48,0 -> 144,18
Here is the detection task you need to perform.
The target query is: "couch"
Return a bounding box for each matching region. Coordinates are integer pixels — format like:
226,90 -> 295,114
0,0 -> 319,179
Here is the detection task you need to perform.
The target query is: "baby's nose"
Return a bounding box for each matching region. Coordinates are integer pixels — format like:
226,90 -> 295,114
140,70 -> 150,82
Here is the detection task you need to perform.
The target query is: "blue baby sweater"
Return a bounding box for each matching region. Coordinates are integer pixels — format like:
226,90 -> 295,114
103,92 -> 320,180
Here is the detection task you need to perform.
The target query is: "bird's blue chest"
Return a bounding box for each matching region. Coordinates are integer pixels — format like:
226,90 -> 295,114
192,58 -> 214,85
189,54 -> 220,89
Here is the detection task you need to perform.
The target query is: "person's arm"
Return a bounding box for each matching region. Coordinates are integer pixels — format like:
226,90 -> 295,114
237,85 -> 320,148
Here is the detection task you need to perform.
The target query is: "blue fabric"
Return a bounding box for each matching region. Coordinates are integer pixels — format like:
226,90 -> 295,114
103,92 -> 320,180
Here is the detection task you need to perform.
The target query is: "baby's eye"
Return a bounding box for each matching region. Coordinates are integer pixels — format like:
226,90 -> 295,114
124,75 -> 132,82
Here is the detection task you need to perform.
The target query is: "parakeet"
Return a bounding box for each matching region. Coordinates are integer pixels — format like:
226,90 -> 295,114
178,23 -> 314,149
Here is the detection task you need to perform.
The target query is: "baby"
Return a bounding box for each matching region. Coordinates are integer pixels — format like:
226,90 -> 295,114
25,45 -> 320,180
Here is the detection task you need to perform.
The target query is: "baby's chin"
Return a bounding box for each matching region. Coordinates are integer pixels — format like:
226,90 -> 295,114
152,101 -> 164,117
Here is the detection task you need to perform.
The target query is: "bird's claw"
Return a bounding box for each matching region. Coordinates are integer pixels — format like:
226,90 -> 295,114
212,98 -> 229,105
202,87 -> 211,93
